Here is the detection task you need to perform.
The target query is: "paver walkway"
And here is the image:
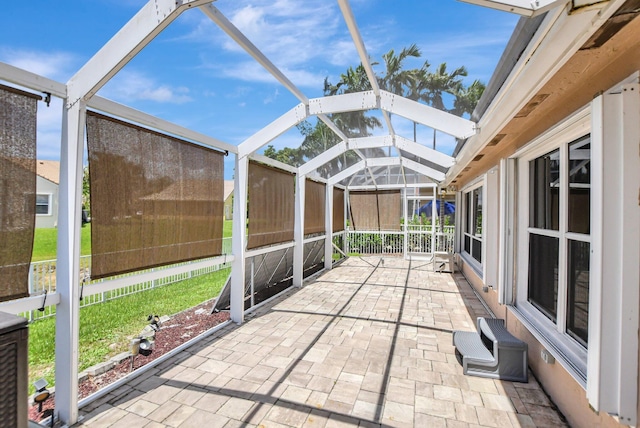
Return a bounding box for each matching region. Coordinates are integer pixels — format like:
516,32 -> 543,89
76,256 -> 567,427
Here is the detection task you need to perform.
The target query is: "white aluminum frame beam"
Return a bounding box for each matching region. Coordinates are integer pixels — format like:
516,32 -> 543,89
327,156 -> 445,186
89,96 -> 236,154
200,4 -> 308,103
328,160 -> 366,186
67,0 -> 214,104
348,135 -> 392,150
308,91 -> 378,115
458,0 -> 566,16
299,141 -> 348,176
337,0 -> 395,135
0,62 -> 66,98
201,3 -> 368,166
238,103 -> 308,158
249,154 -> 298,175
380,90 -> 476,140
394,135 -> 455,168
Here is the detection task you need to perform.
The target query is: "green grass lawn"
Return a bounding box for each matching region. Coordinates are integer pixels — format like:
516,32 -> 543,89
223,219 -> 232,238
31,225 -> 92,262
31,220 -> 232,261
28,267 -> 230,393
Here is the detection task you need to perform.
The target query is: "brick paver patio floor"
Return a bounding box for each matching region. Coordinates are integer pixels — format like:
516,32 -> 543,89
76,256 -> 567,427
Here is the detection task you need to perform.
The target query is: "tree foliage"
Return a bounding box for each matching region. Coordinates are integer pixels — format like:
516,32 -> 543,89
265,45 -> 486,173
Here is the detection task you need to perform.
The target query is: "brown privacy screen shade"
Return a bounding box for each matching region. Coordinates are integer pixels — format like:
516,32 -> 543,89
349,190 -> 401,231
332,187 -> 345,232
247,161 -> 295,249
304,179 -> 325,235
86,112 -> 224,279
0,85 -> 39,302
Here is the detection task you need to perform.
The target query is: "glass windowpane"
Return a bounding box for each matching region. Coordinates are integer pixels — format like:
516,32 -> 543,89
472,238 -> 482,263
474,188 -> 482,237
567,240 -> 590,346
529,149 -> 559,230
568,137 -> 590,234
528,234 -> 559,322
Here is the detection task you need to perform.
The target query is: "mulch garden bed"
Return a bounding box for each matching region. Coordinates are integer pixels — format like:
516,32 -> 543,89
28,300 -> 230,423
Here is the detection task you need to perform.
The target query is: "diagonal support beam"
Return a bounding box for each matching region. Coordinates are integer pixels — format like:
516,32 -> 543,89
200,4 -> 308,103
458,0 -> 566,16
201,3 -> 374,172
337,0 -> 395,136
328,160 -> 366,186
238,103 -> 308,158
400,157 -> 446,182
394,135 -> 455,168
67,0 -> 214,104
299,141 -> 348,176
380,90 -> 477,139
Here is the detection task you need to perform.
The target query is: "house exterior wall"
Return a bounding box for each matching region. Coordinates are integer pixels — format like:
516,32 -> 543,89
455,74 -> 640,426
458,259 -> 622,427
224,193 -> 233,220
35,176 -> 58,229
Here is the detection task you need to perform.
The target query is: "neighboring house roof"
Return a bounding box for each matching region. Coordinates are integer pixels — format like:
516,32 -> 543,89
36,160 -> 60,185
224,180 -> 234,201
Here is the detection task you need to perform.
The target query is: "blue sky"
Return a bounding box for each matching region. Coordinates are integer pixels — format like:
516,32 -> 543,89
0,1 -> 518,179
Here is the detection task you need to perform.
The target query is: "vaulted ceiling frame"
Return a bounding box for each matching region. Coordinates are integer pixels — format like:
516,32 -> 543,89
328,157 -> 446,186
201,3 -> 374,169
299,133 -> 452,179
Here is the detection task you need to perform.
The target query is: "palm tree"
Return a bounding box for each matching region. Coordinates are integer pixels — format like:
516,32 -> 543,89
451,79 -> 486,117
421,62 -> 468,149
378,44 -> 422,96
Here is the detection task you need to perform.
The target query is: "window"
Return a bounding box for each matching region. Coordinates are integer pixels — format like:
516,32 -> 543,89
36,194 -> 51,215
463,185 -> 483,264
525,135 -> 591,348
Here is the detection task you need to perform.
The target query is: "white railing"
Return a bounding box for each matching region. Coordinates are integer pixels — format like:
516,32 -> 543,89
24,237 -> 232,322
346,230 -> 405,255
347,227 -> 455,255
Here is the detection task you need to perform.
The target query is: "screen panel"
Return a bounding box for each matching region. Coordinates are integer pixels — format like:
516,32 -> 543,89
247,161 -> 295,249
0,85 -> 39,302
304,179 -> 325,236
86,112 -> 224,279
348,190 -> 401,231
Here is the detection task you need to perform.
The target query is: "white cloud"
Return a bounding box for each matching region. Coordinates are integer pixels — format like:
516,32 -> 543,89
193,0 -> 383,88
99,70 -> 192,104
263,88 -> 279,104
0,48 -> 77,82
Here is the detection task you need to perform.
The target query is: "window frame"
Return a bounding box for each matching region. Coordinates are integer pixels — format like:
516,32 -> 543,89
460,177 -> 484,274
514,109 -> 592,384
35,193 -> 52,216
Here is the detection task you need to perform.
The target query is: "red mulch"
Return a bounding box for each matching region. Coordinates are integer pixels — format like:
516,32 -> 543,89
28,301 -> 230,422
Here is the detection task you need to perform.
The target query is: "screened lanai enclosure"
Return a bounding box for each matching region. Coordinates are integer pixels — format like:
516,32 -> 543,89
0,0 -> 589,426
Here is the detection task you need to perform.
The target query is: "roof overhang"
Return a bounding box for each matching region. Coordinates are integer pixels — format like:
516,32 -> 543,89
446,0 -> 639,188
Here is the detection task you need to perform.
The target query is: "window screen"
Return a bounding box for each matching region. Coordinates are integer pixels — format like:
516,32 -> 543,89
0,85 -> 39,302
349,190 -> 401,231
247,161 -> 295,249
86,111 -> 224,279
304,179 -> 325,236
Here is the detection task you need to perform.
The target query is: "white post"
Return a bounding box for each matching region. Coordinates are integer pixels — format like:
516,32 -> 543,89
587,82 -> 640,424
54,100 -> 85,425
230,155 -> 247,324
293,174 -> 305,287
324,184 -> 333,270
